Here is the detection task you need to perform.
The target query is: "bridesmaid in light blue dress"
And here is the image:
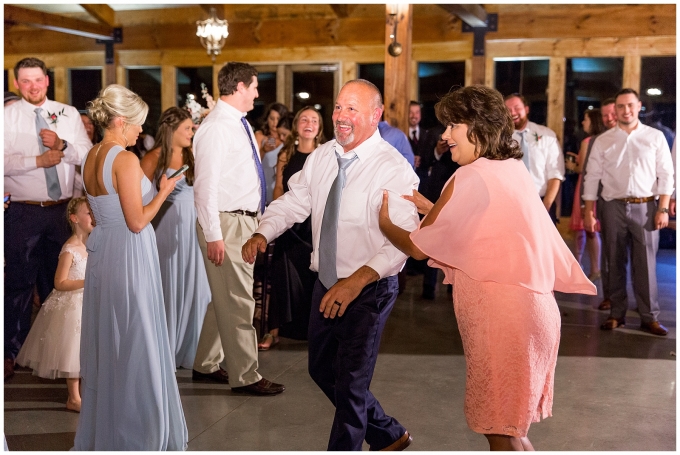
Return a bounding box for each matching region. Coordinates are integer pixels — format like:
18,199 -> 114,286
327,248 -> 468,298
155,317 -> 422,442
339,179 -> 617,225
74,85 -> 188,451
142,107 -> 210,370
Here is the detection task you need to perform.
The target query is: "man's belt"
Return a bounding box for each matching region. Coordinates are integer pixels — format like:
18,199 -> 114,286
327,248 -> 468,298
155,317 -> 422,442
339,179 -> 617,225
616,196 -> 655,204
16,199 -> 71,207
224,209 -> 258,217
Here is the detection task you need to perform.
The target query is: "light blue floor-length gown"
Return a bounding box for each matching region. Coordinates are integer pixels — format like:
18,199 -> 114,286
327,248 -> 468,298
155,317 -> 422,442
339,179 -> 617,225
74,145 -> 188,451
152,168 -> 211,370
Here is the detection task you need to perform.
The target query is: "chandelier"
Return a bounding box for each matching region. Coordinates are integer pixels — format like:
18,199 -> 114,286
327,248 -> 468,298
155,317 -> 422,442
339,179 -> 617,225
196,8 -> 229,61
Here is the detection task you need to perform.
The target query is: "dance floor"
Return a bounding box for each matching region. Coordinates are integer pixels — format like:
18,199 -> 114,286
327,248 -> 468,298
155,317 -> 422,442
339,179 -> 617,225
4,245 -> 675,450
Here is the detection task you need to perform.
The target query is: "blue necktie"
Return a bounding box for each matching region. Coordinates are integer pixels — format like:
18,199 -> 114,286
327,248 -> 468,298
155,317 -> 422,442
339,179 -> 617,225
519,130 -> 530,171
318,152 -> 358,289
35,108 -> 62,201
240,116 -> 266,214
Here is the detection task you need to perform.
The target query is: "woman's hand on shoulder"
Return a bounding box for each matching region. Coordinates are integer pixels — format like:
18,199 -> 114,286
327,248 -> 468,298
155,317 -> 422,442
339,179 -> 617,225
402,189 -> 433,215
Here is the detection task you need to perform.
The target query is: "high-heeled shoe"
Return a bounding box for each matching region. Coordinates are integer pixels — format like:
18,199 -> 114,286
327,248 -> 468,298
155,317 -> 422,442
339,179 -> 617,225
258,333 -> 280,351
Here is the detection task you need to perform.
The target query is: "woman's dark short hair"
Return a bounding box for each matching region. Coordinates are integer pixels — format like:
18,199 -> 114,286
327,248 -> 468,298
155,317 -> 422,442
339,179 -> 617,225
217,62 -> 258,96
585,108 -> 606,137
435,85 -> 522,161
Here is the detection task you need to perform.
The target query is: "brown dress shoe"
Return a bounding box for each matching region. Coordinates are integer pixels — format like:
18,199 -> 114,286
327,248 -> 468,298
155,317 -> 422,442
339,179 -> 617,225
641,321 -> 668,336
4,358 -> 14,380
600,318 -> 625,330
598,299 -> 611,310
378,431 -> 412,451
231,378 -> 285,396
192,368 -> 229,383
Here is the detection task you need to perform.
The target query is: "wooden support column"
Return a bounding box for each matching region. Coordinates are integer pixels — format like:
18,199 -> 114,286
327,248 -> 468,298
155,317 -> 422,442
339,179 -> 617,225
116,65 -> 126,87
485,56 -> 495,88
341,61 -> 357,86
383,4 -> 412,133
470,56 -> 485,86
410,60 -> 418,101
103,50 -> 118,87
53,67 -> 68,104
276,65 -> 286,106
547,57 -> 566,147
7,69 -> 16,92
623,55 -> 641,93
213,64 -> 221,100
161,65 -> 177,111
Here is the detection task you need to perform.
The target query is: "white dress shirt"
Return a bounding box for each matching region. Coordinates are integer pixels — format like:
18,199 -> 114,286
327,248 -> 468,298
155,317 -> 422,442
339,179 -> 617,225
512,121 -> 565,197
4,98 -> 92,201
193,99 -> 263,242
583,122 -> 674,201
256,129 -> 420,280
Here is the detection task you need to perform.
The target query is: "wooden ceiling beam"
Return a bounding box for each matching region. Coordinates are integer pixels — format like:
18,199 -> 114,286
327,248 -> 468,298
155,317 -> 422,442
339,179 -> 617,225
80,4 -> 117,27
5,5 -> 114,41
439,4 -> 488,28
330,5 -> 357,19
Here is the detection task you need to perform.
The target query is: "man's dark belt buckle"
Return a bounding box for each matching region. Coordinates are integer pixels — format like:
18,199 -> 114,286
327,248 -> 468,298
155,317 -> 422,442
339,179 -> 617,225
618,196 -> 654,204
20,199 -> 70,207
227,209 -> 258,217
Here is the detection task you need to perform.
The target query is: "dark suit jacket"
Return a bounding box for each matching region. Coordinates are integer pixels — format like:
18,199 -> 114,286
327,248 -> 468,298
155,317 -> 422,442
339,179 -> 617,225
416,124 -> 460,203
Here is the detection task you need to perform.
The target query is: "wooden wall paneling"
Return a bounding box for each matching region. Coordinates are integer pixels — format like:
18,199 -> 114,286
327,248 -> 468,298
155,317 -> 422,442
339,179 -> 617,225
485,56 -> 495,87
623,55 -> 642,93
4,52 -> 105,70
53,67 -> 68,104
340,61 -> 357,87
547,57 -> 566,146
412,41 -> 472,62
276,65 -> 286,106
161,65 -> 177,111
486,36 -> 676,59
383,4 -> 413,133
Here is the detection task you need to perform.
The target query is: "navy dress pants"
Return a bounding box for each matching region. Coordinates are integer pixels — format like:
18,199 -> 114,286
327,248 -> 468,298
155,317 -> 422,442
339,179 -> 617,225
308,276 -> 406,451
4,202 -> 70,359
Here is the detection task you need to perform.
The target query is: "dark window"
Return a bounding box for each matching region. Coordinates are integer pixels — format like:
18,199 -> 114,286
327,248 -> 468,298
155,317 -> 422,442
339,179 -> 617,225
127,68 -> 162,138
357,64 -> 385,96
246,71 -> 277,128
640,56 -> 676,144
4,70 -> 8,92
70,69 -> 102,111
176,67 -> 213,109
495,59 -> 549,127
46,69 -> 55,102
418,61 -> 465,130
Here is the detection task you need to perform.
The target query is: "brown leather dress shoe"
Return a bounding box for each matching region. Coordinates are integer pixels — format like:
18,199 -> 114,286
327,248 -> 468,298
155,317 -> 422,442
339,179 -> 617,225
231,378 -> 285,396
378,431 -> 412,451
598,299 -> 611,311
640,321 -> 668,336
192,368 -> 229,383
600,318 -> 625,330
4,358 -> 14,380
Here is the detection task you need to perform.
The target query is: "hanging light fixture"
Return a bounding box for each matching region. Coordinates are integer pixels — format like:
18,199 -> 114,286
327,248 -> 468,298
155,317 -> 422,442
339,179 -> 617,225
196,8 -> 229,62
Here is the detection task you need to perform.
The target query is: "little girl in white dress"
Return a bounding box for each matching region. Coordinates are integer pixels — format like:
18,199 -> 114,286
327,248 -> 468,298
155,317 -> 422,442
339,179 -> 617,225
16,197 -> 94,412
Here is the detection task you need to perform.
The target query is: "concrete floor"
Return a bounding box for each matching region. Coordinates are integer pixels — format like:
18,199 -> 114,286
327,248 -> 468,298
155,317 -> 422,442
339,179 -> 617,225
4,249 -> 676,451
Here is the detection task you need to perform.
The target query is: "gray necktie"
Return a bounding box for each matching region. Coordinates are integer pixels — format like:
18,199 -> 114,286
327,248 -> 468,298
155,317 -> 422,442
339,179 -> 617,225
519,130 -> 530,171
318,152 -> 358,289
35,108 -> 62,201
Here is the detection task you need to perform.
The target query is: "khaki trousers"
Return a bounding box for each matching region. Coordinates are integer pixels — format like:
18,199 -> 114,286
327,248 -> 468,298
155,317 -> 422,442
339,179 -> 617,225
193,213 -> 262,387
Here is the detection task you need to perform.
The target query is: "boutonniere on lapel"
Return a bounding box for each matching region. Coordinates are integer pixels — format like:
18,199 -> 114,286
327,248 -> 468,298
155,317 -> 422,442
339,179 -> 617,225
46,108 -> 67,125
533,132 -> 543,142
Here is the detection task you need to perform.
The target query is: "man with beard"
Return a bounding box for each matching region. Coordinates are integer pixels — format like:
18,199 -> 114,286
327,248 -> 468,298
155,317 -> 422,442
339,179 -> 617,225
243,79 -> 418,451
504,93 -> 565,223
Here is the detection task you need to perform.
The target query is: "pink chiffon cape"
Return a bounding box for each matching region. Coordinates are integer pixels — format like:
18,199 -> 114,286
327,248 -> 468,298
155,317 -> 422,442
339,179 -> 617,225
410,157 -> 596,296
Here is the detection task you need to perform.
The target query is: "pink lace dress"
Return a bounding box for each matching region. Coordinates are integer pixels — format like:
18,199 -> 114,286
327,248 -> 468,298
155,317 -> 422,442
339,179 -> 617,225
410,158 -> 596,438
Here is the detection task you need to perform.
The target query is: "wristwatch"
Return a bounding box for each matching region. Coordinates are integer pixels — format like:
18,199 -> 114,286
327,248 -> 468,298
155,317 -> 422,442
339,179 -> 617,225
60,140 -> 68,151
658,207 -> 669,214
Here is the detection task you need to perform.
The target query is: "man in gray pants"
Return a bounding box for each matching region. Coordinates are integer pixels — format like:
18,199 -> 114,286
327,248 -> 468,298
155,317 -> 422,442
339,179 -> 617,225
583,88 -> 674,336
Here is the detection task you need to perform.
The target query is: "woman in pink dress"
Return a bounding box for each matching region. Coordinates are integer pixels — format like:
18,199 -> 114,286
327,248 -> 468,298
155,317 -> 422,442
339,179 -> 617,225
378,85 -> 596,451
565,108 -> 606,281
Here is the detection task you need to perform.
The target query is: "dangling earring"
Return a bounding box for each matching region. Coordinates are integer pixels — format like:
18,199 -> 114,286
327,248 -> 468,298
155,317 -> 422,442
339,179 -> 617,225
294,138 -> 299,146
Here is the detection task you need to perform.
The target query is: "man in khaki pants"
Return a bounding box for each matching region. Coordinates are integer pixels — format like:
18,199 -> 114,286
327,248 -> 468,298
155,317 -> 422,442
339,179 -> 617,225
192,61 -> 284,395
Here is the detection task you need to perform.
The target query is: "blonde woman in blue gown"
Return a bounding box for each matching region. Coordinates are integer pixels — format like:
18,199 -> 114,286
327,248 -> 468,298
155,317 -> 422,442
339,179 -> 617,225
74,84 -> 188,450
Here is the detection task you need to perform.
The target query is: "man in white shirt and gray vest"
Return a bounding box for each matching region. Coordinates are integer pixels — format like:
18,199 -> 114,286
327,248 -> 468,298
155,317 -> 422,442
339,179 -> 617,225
4,57 -> 92,379
192,62 -> 284,395
504,93 -> 565,223
243,79 -> 419,451
583,88 -> 674,336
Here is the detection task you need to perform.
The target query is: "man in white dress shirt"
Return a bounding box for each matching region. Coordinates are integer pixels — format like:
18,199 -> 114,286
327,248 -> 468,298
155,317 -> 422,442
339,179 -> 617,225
4,57 -> 92,379
192,62 -> 284,395
243,80 -> 418,451
504,93 -> 565,223
583,88 -> 674,336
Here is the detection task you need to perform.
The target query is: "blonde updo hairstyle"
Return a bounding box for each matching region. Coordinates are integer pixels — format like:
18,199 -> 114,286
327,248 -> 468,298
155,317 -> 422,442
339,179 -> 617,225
87,84 -> 148,137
